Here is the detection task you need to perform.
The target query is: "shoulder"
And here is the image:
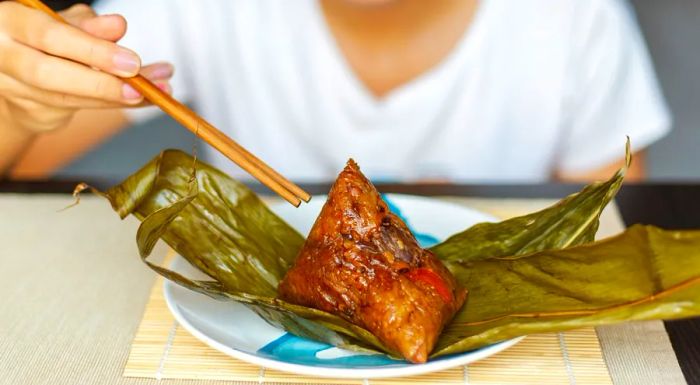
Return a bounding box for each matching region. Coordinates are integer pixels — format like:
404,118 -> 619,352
489,0 -> 642,63
488,0 -> 635,32
570,0 -> 638,36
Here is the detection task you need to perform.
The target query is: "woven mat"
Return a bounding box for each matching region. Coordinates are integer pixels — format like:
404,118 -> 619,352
122,197 -> 631,384
124,264 -> 611,385
0,195 -> 684,385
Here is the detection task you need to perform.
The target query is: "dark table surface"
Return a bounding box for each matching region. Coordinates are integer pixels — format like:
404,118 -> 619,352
2,180 -> 698,384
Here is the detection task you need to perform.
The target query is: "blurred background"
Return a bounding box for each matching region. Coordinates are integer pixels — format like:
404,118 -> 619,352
48,0 -> 699,182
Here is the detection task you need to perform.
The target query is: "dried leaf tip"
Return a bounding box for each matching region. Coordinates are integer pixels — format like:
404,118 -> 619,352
615,137 -> 633,178
57,182 -> 95,212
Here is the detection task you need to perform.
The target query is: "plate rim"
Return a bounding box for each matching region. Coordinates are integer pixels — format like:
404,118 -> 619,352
162,193 -> 524,379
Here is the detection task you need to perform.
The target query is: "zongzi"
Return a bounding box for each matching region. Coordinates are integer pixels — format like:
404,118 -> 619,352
87,147 -> 700,365
278,160 -> 466,363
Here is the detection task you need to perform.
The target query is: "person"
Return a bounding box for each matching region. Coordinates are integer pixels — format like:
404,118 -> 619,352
0,0 -> 670,183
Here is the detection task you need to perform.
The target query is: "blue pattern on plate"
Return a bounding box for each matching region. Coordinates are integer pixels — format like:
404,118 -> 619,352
257,195 -> 445,367
257,334 -> 405,367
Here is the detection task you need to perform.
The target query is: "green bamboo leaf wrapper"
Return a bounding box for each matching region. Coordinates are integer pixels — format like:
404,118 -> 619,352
95,149 -> 397,355
433,225 -> 700,357
88,146 -> 700,362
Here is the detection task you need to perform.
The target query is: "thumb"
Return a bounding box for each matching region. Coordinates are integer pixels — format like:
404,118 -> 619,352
60,3 -> 127,43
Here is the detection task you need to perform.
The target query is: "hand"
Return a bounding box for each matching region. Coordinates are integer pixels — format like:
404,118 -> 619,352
0,2 -> 172,134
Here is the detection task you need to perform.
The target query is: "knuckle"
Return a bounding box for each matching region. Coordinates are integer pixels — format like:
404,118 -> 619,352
92,76 -> 119,100
26,59 -> 50,85
93,76 -> 107,96
70,3 -> 94,15
61,3 -> 96,26
56,91 -> 70,106
52,92 -> 81,109
35,24 -> 59,50
85,40 -> 102,65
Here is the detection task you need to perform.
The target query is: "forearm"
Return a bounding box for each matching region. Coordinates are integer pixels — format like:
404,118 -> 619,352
0,99 -> 37,176
10,108 -> 130,179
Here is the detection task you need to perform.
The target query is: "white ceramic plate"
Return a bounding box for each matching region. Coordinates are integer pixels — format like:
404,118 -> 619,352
164,194 -> 524,379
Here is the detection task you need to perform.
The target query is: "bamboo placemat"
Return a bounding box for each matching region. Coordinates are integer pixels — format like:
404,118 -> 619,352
123,198 -> 619,385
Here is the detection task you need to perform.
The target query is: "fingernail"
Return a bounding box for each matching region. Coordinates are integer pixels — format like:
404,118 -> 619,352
148,63 -> 174,80
113,48 -> 140,76
122,84 -> 142,101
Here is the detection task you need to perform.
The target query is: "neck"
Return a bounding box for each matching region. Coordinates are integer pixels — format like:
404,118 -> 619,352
319,0 -> 479,97
320,0 -> 474,38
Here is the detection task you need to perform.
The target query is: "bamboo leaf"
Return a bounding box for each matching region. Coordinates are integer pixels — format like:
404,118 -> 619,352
431,225 -> 700,357
98,149 -> 396,356
104,149 -> 304,297
89,144 -> 700,363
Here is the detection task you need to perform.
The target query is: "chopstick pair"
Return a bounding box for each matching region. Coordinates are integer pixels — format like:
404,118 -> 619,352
15,0 -> 311,207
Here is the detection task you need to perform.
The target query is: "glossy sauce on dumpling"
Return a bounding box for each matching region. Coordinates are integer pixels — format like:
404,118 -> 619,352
278,160 -> 467,363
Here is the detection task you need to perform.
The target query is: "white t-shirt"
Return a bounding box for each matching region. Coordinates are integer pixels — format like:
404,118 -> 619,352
95,0 -> 671,182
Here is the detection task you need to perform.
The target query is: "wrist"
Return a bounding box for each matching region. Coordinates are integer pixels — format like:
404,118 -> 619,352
2,97 -> 75,134
0,99 -> 38,176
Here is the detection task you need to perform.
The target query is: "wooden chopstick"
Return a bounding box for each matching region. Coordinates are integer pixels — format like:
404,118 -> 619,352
15,0 -> 311,207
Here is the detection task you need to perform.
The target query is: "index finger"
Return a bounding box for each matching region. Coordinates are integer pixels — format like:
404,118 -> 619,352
0,2 -> 141,77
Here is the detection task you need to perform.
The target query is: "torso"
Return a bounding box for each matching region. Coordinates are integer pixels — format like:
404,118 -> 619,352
183,0 -> 570,182
110,0 -> 648,182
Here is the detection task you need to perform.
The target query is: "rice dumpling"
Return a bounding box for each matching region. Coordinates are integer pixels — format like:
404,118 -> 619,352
278,160 -> 467,363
